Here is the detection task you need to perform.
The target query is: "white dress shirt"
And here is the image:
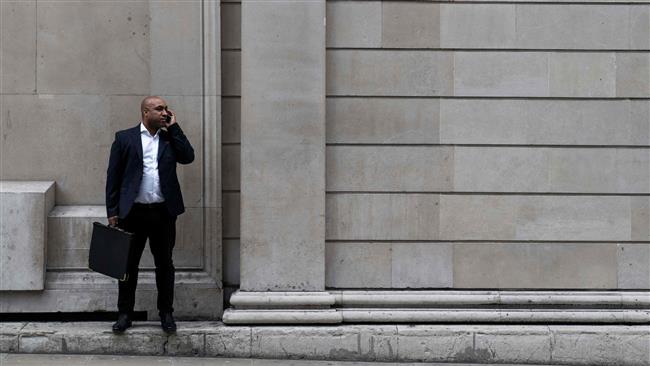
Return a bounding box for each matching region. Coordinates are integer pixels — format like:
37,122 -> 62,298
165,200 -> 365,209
135,123 -> 165,203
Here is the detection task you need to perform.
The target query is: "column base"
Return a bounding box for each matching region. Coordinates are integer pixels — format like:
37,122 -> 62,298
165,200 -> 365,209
223,291 -> 342,324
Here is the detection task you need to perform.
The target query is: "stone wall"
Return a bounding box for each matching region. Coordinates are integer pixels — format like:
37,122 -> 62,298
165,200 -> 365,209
221,0 -> 650,298
0,0 -> 222,318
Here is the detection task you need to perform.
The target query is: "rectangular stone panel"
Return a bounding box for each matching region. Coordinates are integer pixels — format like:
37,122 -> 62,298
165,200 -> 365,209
325,242 -> 392,288
630,6 -> 650,49
223,239 -> 240,286
392,243 -> 453,288
396,326 -> 473,363
222,145 -> 240,191
326,98 -> 439,144
221,2 -> 241,49
454,52 -> 549,97
452,147 -> 650,194
616,53 -> 650,97
47,206 -> 203,270
222,192 -> 240,238
47,206 -> 107,269
516,5 -> 632,50
326,1 -> 381,48
326,50 -> 453,96
0,0 -> 36,94
551,326 -> 650,365
474,329 -> 551,364
222,50 -> 241,96
326,194 -> 440,240
149,1 -> 202,95
326,146 -> 453,192
240,0 -> 326,292
0,181 -> 54,290
618,244 -> 650,289
37,1 -> 150,94
222,98 -> 241,143
440,99 -> 650,146
439,195 -> 636,241
453,243 -> 618,289
440,4 -> 515,48
382,2 -> 440,48
549,53 -> 616,97
0,95 -> 203,206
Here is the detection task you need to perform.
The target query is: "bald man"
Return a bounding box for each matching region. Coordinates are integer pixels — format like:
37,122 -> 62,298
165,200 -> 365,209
106,96 -> 194,333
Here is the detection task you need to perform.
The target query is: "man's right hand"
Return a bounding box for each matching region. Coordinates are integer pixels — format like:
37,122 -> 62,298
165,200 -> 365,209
108,216 -> 119,227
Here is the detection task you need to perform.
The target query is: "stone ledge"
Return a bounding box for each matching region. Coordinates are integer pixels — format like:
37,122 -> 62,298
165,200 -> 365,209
1,322 -> 649,365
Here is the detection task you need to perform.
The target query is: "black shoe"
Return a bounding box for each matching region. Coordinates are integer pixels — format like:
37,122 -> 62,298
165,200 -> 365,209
160,312 -> 177,334
112,313 -> 132,333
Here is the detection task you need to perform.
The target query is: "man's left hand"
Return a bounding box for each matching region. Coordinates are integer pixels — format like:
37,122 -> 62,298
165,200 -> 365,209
164,109 -> 177,128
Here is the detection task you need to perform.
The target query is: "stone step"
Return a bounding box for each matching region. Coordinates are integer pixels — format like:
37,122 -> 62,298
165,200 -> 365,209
1,322 -> 648,365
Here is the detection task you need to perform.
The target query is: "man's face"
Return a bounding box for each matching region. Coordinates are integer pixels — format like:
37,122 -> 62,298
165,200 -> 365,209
143,98 -> 170,130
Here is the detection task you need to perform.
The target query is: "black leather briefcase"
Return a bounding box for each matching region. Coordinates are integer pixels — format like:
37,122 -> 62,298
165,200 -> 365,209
88,222 -> 134,281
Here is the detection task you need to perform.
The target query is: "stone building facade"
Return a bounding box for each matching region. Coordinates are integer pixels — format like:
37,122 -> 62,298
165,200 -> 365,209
1,0 -> 649,329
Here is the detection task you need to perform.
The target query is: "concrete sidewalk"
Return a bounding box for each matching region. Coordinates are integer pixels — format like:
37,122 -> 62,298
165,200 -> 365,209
0,354 -> 555,366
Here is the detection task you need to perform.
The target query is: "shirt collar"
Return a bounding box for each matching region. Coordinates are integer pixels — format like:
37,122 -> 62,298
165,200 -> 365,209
140,122 -> 160,138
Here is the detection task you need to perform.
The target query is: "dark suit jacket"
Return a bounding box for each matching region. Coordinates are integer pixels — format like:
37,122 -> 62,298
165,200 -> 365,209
106,123 -> 194,219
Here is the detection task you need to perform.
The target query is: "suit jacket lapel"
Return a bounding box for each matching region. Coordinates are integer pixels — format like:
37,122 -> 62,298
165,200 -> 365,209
131,125 -> 143,161
157,130 -> 169,161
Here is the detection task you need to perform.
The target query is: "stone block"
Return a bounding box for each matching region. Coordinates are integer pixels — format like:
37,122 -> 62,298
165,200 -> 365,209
440,4 -> 515,48
37,1 -> 150,94
47,206 -> 106,269
549,53 -> 616,97
205,327 -> 251,357
223,239 -> 240,285
516,5 -> 630,49
222,98 -> 241,143
19,334 -> 63,353
164,333 -> 205,356
631,197 -> 650,242
452,147 -> 650,193
382,2 -> 440,48
453,243 -> 618,289
473,327 -> 551,364
454,52 -> 548,97
222,145 -> 240,191
630,6 -> 650,49
222,192 -> 240,238
551,326 -> 650,366
439,195 -> 635,241
173,207 -> 206,269
396,325 -> 474,362
391,243 -> 453,288
616,53 -> 650,97
0,181 -> 54,290
251,326 -> 397,361
221,2 -> 241,49
222,50 -> 241,96
326,98 -> 439,144
326,146 -> 453,192
0,335 -> 18,353
149,1 -> 202,95
326,50 -> 453,96
326,194 -> 440,240
0,0 -> 36,93
325,242 -> 392,288
618,244 -> 650,289
440,99 -> 650,146
327,1 -> 381,48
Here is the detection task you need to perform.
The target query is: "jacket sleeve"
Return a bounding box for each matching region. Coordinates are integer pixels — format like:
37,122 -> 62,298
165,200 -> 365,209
167,123 -> 195,165
105,133 -> 125,218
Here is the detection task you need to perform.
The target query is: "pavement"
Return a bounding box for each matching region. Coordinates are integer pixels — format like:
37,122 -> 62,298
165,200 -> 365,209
0,354 -> 555,366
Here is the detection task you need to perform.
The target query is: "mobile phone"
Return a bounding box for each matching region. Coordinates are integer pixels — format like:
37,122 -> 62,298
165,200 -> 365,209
165,112 -> 172,124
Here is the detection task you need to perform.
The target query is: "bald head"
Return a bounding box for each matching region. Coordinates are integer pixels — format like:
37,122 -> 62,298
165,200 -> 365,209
141,96 -> 164,118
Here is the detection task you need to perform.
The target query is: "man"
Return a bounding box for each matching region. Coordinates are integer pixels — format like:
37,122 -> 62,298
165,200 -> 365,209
105,96 -> 194,334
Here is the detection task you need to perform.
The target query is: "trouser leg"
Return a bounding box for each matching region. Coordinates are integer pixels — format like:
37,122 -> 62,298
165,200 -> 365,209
148,206 -> 176,314
117,208 -> 147,314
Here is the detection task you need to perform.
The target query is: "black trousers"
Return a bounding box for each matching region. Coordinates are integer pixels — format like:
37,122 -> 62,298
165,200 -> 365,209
117,203 -> 176,315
